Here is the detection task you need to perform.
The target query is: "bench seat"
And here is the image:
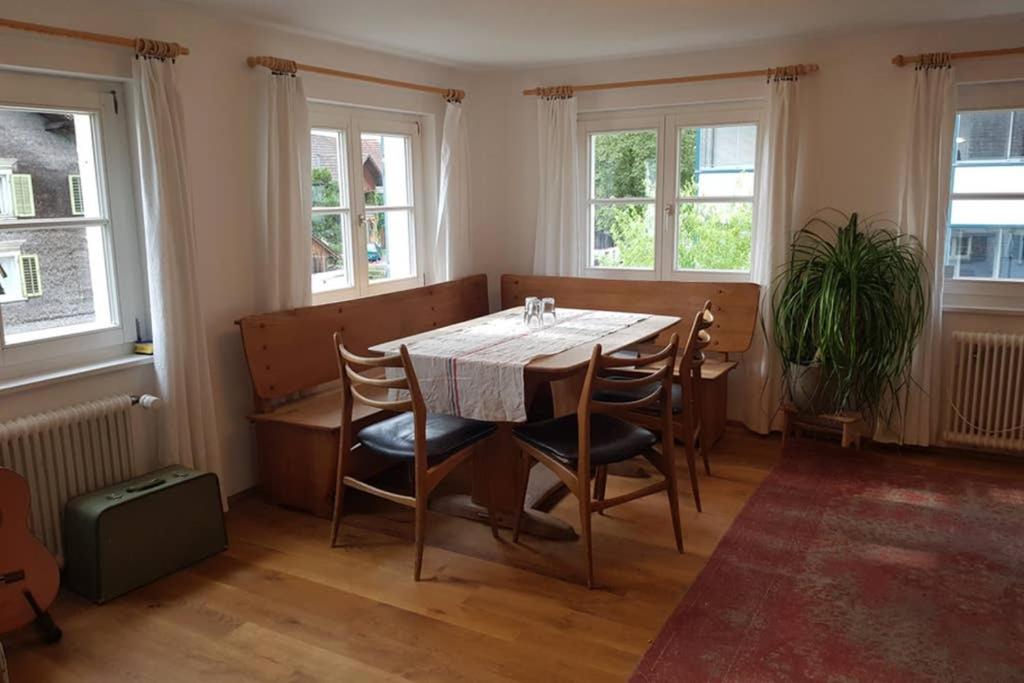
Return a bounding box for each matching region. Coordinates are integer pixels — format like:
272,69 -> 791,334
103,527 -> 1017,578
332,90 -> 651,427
237,275 -> 490,518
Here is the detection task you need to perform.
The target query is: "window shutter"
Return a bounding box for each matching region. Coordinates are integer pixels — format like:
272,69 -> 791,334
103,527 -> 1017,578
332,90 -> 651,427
12,174 -> 35,218
69,175 -> 84,216
20,254 -> 41,298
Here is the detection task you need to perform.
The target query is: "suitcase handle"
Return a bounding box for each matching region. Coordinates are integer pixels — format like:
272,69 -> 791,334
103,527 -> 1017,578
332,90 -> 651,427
126,478 -> 165,493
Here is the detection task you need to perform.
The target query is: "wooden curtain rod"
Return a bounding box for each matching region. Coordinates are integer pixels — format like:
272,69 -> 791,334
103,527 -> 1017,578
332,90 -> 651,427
0,17 -> 189,57
522,63 -> 819,96
247,55 -> 465,102
892,46 -> 1024,67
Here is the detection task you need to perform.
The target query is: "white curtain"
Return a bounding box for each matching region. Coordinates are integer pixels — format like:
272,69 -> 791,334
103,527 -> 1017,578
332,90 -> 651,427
533,95 -> 581,276
879,62 -> 956,446
741,77 -> 801,434
258,71 -> 311,310
430,100 -> 471,282
132,58 -> 223,486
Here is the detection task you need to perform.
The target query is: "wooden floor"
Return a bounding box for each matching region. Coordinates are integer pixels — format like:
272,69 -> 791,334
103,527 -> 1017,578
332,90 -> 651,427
8,427 -> 1013,682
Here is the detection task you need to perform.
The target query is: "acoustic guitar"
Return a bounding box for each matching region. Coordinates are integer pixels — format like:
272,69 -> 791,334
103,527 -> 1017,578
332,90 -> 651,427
0,468 -> 61,642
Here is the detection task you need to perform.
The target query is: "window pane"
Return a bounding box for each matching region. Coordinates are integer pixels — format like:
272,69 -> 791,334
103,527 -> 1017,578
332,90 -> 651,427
589,203 -> 655,269
311,213 -> 350,292
0,225 -> 114,344
591,130 -> 658,199
1012,111 -> 1024,159
0,108 -> 102,219
956,110 -> 1020,162
362,133 -> 411,207
311,129 -> 347,209
677,201 -> 752,271
680,125 -> 756,198
366,209 -> 414,281
952,163 -> 1024,195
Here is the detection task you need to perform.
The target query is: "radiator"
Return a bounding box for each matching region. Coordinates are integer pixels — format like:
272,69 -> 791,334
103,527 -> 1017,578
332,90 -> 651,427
945,331 -> 1024,452
0,394 -> 160,561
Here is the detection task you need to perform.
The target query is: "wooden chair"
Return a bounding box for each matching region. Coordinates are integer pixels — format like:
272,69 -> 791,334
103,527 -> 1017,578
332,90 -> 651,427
600,303 -> 714,511
329,334 -> 500,581
510,335 -> 681,589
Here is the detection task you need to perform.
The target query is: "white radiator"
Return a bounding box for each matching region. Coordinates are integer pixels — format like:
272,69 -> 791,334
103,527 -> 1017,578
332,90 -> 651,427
945,331 -> 1024,452
0,394 -> 160,561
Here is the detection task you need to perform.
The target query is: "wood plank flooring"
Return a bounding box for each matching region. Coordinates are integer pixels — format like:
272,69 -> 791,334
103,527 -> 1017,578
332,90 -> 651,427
5,428 -> 1016,682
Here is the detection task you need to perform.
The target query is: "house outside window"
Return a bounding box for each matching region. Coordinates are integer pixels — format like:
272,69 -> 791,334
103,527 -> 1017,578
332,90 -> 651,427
579,103 -> 760,282
946,108 -> 1024,281
0,69 -> 147,378
309,103 -> 425,301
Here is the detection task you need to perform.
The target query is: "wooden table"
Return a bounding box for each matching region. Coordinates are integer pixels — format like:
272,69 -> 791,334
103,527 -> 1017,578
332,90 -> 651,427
371,308 -> 680,540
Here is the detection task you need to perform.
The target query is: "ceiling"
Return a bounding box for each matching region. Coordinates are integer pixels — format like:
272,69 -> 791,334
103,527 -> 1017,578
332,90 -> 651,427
184,0 -> 1024,68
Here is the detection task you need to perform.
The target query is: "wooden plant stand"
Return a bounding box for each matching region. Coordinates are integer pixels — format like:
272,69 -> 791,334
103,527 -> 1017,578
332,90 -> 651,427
781,403 -> 866,449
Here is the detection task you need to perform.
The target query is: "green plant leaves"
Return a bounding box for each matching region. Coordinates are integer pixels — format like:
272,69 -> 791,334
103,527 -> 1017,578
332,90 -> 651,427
770,211 -> 927,422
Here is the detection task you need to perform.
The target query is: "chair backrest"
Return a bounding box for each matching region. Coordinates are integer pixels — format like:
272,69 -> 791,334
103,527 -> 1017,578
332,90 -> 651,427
576,334 -> 680,474
334,334 -> 428,464
683,301 -> 714,381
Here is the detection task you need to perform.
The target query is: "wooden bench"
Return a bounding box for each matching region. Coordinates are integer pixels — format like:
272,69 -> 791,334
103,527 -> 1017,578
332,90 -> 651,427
236,275 -> 490,517
500,274 -> 760,449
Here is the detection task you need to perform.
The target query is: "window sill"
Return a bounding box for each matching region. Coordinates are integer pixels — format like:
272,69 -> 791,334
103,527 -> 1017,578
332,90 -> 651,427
0,354 -> 154,397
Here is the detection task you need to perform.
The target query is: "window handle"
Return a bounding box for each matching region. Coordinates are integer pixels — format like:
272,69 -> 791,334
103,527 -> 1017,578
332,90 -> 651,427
664,204 -> 675,217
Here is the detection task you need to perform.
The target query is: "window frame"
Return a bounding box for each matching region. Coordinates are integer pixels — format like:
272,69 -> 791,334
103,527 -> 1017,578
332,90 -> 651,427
0,70 -> 147,379
578,102 -> 763,283
308,102 -> 426,303
944,101 -> 1024,313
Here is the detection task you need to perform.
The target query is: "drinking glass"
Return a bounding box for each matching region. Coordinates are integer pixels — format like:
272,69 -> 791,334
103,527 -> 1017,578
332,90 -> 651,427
523,297 -> 542,329
541,297 -> 557,326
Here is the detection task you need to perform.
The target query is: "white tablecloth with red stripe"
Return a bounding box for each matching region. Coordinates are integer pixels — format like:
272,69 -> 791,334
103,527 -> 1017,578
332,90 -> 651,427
379,308 -> 649,422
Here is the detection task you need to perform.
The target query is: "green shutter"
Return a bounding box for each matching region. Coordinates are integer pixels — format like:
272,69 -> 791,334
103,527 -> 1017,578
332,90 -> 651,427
20,254 -> 41,298
12,174 -> 35,218
69,175 -> 84,216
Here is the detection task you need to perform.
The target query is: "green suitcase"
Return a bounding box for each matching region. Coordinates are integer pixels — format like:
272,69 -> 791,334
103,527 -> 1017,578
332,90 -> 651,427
63,466 -> 228,603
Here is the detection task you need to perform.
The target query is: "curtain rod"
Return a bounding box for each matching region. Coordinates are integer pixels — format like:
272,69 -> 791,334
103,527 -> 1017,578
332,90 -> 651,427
522,63 -> 819,96
892,46 -> 1024,67
247,55 -> 465,103
0,17 -> 189,58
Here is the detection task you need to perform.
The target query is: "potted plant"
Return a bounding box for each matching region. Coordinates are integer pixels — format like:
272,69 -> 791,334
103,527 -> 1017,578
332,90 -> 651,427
771,210 -> 927,424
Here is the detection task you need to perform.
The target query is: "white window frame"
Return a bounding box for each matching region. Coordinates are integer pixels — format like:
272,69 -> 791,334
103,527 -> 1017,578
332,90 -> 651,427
0,241 -> 25,304
578,102 -> 763,283
309,102 -> 426,303
943,102 -> 1024,313
0,70 -> 147,380
0,164 -> 14,219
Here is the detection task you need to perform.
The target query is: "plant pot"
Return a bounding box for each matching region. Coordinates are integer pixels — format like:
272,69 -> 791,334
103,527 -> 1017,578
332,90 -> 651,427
787,362 -> 825,414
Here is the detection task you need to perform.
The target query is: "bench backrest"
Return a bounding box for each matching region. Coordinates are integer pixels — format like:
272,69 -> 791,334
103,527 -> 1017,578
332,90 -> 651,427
237,275 -> 490,409
500,274 -> 759,355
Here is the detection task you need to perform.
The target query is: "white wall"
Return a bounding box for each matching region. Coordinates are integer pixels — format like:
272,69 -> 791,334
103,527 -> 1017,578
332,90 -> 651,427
0,0 -> 463,495
1,3 -> 1023,493
466,15 -> 1024,432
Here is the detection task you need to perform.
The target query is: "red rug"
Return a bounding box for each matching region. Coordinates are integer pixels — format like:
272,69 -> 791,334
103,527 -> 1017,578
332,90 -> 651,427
632,442 -> 1024,682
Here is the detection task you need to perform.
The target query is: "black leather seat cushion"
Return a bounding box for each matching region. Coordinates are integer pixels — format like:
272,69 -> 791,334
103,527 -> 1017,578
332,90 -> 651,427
593,377 -> 683,414
357,413 -> 496,464
513,414 -> 657,466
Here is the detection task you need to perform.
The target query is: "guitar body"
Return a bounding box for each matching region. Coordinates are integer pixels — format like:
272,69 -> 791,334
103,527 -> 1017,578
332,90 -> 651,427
0,468 -> 60,637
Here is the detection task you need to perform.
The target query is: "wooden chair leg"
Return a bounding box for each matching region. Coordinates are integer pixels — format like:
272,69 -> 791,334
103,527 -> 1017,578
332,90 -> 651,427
329,453 -> 348,548
578,492 -> 595,589
680,414 -> 702,512
593,465 -> 608,514
700,443 -> 712,476
484,454 -> 501,540
663,449 -> 685,554
511,452 -> 531,544
413,493 -> 427,581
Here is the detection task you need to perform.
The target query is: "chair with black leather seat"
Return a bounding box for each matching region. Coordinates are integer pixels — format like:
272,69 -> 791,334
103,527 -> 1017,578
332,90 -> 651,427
595,302 -> 714,512
329,333 -> 499,581
509,334 -> 680,589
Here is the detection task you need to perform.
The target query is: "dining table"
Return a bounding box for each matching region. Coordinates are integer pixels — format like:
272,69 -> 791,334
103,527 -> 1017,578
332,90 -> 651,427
370,306 -> 681,540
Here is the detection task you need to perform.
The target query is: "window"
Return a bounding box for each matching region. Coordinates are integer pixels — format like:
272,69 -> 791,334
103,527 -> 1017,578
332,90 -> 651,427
309,103 -> 424,301
946,108 -> 1024,282
580,106 -> 759,281
0,70 -> 146,377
